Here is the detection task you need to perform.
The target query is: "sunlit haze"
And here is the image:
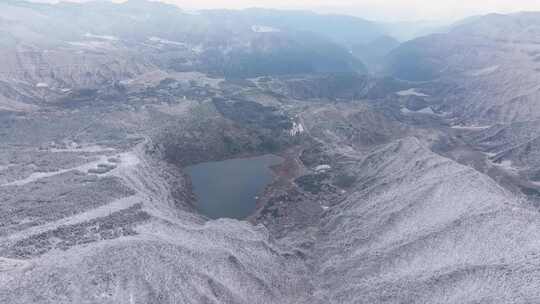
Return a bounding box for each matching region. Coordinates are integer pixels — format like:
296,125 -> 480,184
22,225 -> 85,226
28,0 -> 540,21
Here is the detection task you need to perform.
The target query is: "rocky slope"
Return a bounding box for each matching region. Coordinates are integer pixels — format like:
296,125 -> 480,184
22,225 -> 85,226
311,137 -> 540,303
385,12 -> 540,124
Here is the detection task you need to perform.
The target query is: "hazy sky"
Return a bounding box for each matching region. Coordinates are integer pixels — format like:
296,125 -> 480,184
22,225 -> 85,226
30,0 -> 540,22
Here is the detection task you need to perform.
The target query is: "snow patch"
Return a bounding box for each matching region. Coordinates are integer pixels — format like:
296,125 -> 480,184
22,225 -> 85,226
84,33 -> 119,41
36,82 -> 48,88
315,164 -> 331,172
483,152 -> 498,158
68,41 -> 116,50
183,9 -> 201,15
2,168 -> 76,187
0,257 -> 30,272
467,65 -> 500,77
251,25 -> 281,33
118,152 -> 141,168
396,88 -> 429,97
493,159 -> 519,173
50,144 -> 115,153
148,37 -> 185,46
401,107 -> 435,115
451,125 -> 491,130
192,45 -> 204,54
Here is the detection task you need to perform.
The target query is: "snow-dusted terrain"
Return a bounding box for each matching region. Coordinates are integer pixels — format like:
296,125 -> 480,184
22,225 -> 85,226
1,1 -> 540,303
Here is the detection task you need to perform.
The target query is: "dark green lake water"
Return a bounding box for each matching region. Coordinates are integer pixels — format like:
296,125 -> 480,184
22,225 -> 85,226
185,154 -> 283,220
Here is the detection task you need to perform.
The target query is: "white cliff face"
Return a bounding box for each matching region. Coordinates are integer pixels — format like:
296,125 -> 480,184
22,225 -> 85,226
289,122 -> 305,136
